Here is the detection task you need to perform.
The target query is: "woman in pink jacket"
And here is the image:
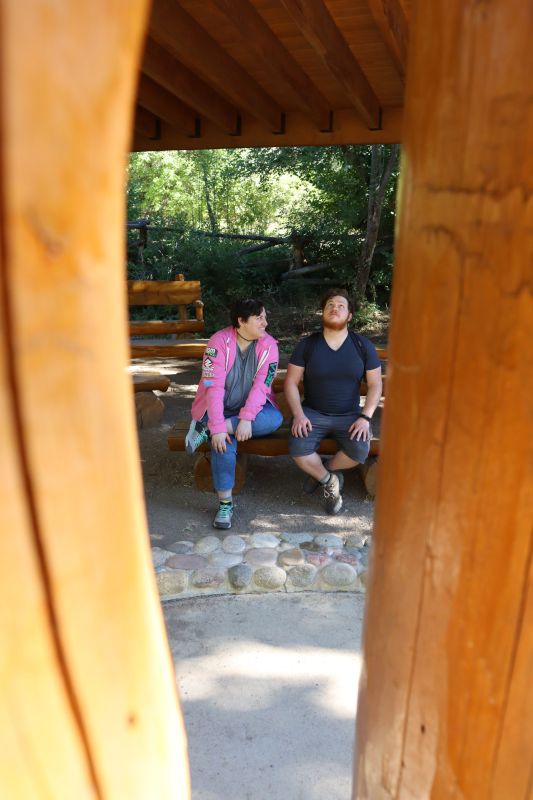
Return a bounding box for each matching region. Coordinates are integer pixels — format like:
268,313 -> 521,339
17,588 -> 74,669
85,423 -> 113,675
185,298 -> 283,529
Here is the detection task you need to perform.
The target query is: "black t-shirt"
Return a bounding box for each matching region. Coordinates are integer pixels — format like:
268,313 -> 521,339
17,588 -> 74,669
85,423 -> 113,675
289,332 -> 381,415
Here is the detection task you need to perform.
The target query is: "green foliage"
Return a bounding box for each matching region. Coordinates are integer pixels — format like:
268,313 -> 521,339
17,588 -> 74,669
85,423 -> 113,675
126,144 -> 399,333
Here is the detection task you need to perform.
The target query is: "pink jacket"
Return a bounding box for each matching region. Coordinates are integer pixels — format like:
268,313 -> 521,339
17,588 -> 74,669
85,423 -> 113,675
191,326 -> 279,435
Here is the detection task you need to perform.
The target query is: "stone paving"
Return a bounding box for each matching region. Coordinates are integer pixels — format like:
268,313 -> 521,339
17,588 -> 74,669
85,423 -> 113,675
154,531 -> 370,600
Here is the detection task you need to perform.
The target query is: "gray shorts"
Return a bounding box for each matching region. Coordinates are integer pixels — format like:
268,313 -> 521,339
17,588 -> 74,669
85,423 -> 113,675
288,406 -> 370,463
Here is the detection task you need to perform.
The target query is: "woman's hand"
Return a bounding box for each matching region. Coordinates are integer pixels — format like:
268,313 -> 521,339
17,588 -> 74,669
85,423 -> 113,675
211,431 -> 232,453
235,419 -> 252,441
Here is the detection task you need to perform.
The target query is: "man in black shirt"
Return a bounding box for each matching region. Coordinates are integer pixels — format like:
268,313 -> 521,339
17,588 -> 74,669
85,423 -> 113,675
284,289 -> 382,514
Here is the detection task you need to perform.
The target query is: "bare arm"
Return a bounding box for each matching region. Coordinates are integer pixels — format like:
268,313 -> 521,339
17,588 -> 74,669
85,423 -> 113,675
362,366 -> 382,419
349,366 -> 383,441
284,363 -> 312,437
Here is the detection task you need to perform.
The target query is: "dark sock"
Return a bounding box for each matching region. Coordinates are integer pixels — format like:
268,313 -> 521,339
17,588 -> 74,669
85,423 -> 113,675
318,471 -> 331,486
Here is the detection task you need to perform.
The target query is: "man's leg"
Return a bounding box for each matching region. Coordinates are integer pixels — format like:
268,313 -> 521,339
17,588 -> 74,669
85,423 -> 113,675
327,450 -> 360,471
289,408 -> 343,514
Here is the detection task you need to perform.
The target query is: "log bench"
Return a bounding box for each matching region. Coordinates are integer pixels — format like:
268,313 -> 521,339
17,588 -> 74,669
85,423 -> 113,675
129,274 -> 208,359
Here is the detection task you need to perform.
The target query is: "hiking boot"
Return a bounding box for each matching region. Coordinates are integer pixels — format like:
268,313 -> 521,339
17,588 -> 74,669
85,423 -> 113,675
213,502 -> 233,530
304,466 -> 344,495
185,419 -> 210,455
323,472 -> 343,515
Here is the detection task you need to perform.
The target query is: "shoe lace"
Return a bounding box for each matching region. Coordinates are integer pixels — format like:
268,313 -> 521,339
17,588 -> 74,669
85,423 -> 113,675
217,503 -> 232,519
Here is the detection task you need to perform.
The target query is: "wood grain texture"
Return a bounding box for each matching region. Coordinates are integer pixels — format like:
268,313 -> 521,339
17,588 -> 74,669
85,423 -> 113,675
168,421 -> 380,457
353,0 -> 533,797
1,1 -> 190,797
128,279 -> 202,306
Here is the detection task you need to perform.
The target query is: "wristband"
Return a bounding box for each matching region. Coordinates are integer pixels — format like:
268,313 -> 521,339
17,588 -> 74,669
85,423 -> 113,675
358,413 -> 372,422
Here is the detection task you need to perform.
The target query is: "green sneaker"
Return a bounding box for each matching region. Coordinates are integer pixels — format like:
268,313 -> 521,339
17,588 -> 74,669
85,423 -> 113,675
213,502 -> 233,530
185,419 -> 210,455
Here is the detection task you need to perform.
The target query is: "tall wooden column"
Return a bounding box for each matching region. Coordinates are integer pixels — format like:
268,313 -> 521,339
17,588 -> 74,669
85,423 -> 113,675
354,1 -> 532,798
0,3 -> 190,797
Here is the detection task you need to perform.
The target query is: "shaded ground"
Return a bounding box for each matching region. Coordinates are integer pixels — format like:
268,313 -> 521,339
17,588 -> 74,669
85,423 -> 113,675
164,592 -> 364,800
135,356 -> 381,549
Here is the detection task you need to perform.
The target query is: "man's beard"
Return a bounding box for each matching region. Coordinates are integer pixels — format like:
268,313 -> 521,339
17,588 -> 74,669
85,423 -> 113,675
323,318 -> 348,331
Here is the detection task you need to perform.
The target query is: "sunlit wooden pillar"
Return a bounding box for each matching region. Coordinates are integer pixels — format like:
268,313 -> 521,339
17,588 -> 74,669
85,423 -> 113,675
354,1 -> 532,798
0,3 -> 189,798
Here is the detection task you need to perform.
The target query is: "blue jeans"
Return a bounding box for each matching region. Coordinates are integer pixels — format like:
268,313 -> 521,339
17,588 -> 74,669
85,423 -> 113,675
205,402 -> 283,492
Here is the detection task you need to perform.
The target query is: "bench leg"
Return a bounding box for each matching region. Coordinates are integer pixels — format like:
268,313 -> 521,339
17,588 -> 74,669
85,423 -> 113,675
192,453 -> 248,495
359,456 -> 379,497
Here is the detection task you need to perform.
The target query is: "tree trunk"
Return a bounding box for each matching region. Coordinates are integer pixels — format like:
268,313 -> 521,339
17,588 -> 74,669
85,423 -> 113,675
200,157 -> 218,232
355,144 -> 400,302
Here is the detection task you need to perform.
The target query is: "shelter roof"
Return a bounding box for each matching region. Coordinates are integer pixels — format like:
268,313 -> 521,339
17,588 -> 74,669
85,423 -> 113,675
133,0 -> 410,150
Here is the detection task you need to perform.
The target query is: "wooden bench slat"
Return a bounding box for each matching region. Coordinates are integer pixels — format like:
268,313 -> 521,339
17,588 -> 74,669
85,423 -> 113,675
132,375 -> 170,393
127,279 -> 201,305
129,320 -> 204,335
131,341 -> 209,359
168,421 -> 380,457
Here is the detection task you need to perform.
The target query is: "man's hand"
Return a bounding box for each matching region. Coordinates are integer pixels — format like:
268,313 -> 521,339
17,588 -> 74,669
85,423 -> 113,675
211,431 -> 232,453
235,419 -> 252,442
349,417 -> 371,441
291,413 -> 313,438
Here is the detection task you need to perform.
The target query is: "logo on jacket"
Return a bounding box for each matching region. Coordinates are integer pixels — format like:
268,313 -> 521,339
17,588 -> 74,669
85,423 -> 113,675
205,347 -> 217,357
264,362 -> 277,387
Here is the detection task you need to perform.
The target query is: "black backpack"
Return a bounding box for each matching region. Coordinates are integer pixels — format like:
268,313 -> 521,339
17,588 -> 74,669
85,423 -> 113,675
302,330 -> 368,379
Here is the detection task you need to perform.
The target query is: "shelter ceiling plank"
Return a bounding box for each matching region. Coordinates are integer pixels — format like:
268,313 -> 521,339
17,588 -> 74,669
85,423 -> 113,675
134,105 -> 161,139
149,0 -> 283,131
143,37 -> 240,133
137,73 -> 199,136
364,0 -> 409,79
277,0 -> 381,128
211,0 -> 333,131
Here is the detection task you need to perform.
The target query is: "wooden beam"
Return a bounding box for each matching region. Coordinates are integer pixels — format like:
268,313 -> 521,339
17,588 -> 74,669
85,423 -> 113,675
132,105 -> 403,150
354,0 -> 533,796
365,0 -> 409,80
149,0 -> 284,132
211,0 -> 333,131
134,105 -> 161,139
1,0 -> 190,796
278,0 -> 381,129
143,37 -> 240,134
137,73 -> 199,136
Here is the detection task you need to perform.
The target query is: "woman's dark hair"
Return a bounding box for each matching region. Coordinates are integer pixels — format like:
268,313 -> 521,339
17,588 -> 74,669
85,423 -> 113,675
320,288 -> 354,314
230,298 -> 265,328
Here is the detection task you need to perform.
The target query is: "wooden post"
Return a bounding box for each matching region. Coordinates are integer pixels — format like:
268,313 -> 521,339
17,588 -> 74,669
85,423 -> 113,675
0,2 -> 190,797
354,1 -> 533,798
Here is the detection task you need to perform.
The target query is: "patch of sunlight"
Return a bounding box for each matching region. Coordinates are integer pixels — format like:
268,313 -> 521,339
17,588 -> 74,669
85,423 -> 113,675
178,643 -> 361,720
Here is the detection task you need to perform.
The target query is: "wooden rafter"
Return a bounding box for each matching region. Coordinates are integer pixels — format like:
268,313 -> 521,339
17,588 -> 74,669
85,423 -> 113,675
211,0 -> 333,131
365,0 -> 409,80
149,0 -> 284,131
137,73 -> 199,137
143,38 -> 240,134
278,0 -> 381,129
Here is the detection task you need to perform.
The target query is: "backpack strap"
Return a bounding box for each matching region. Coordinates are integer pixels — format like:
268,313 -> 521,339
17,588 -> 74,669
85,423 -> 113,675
302,331 -> 322,365
349,330 -> 367,374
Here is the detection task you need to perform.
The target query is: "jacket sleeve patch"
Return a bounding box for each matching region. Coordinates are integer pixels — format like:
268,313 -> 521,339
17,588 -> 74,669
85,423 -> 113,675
205,347 -> 217,357
264,362 -> 277,387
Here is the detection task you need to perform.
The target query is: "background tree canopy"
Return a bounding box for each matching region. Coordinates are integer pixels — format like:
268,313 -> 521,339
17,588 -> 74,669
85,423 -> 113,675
127,144 -> 399,342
